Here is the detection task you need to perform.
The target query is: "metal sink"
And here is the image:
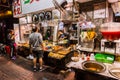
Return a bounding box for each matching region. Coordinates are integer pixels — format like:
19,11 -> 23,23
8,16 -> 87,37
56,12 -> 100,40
109,68 -> 120,79
82,60 -> 106,73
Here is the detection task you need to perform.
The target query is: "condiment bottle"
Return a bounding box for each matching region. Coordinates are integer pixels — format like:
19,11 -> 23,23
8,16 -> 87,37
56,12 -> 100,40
87,54 -> 90,61
90,53 -> 95,60
81,52 -> 85,60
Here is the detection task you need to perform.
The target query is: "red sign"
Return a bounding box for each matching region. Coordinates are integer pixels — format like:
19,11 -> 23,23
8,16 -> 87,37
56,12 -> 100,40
13,0 -> 22,16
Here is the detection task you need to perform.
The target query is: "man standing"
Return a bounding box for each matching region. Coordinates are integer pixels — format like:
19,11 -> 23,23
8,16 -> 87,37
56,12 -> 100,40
29,26 -> 45,72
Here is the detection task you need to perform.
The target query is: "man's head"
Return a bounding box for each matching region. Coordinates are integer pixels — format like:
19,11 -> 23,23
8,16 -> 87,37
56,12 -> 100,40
32,26 -> 38,32
8,29 -> 14,35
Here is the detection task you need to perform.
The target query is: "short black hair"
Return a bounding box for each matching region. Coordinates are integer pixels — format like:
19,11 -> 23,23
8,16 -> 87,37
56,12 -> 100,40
8,29 -> 13,33
32,26 -> 37,32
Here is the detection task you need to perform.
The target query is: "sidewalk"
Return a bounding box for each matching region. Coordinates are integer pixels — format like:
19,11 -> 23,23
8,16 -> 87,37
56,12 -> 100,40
0,55 -> 64,80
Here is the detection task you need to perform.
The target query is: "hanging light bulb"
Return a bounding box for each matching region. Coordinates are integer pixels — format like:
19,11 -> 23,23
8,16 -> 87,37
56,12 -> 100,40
6,10 -> 12,15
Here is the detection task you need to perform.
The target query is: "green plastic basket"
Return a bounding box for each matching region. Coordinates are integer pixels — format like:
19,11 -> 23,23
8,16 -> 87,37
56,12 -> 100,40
95,53 -> 114,64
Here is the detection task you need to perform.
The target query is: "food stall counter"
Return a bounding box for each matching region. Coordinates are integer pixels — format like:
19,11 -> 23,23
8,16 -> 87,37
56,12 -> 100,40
66,58 -> 120,80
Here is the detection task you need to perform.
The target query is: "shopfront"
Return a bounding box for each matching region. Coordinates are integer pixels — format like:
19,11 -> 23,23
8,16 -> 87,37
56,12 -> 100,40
12,0 -> 120,80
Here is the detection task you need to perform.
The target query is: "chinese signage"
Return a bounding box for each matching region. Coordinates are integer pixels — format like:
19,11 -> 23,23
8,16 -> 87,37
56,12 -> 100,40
13,0 -> 22,17
94,2 -> 108,19
21,0 -> 72,14
21,0 -> 54,14
23,0 -> 39,4
13,0 -> 72,17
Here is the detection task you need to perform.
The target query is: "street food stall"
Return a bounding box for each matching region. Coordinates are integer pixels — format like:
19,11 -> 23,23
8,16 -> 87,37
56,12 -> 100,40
66,0 -> 120,80
13,0 -> 75,66
12,0 -> 120,80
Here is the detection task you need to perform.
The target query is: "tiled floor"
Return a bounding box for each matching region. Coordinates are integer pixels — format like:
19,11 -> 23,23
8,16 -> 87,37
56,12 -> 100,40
0,55 -> 65,80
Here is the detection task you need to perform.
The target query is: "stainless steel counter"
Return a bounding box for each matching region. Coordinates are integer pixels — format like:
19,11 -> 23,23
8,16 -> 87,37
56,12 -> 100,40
66,58 -> 120,80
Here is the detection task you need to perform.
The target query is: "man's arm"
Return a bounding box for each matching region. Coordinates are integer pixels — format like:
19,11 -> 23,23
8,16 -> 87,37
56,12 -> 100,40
39,34 -> 45,50
41,43 -> 45,50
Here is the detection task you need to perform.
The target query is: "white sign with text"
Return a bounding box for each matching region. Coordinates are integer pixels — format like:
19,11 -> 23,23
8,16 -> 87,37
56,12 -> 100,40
21,0 -> 72,14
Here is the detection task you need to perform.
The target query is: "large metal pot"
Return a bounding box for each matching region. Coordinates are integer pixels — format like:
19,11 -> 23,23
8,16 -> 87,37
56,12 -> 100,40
82,60 -> 106,73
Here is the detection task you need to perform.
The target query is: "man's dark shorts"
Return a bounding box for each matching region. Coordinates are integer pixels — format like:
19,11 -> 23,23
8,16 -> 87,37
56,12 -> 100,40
32,50 -> 44,58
